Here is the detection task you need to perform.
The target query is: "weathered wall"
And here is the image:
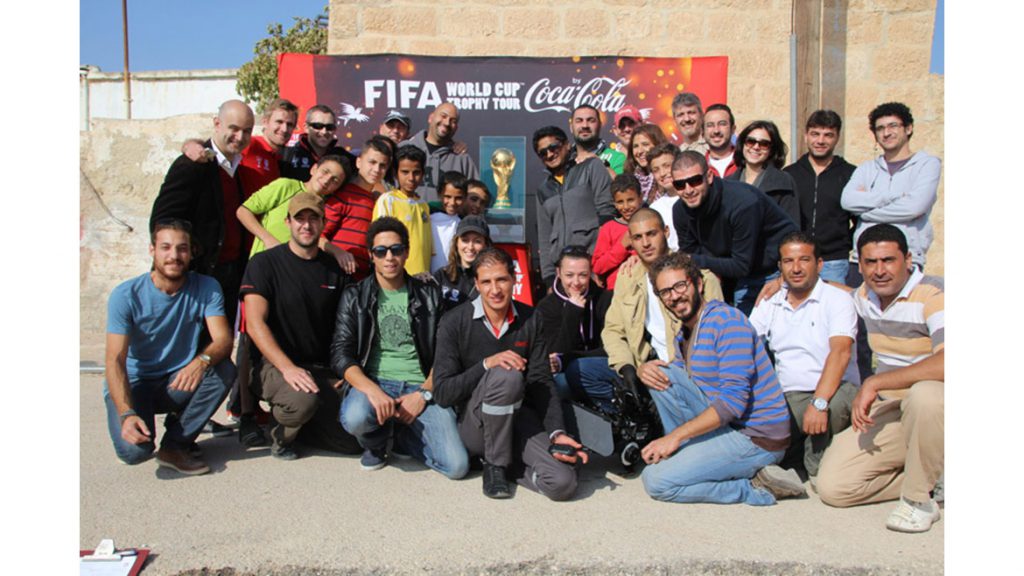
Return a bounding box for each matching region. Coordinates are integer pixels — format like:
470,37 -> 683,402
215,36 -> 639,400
80,68 -> 242,125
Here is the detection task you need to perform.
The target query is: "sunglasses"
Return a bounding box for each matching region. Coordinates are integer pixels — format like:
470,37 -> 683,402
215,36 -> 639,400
308,122 -> 337,131
744,137 -> 772,149
369,244 -> 407,259
672,174 -> 705,191
536,141 -> 564,157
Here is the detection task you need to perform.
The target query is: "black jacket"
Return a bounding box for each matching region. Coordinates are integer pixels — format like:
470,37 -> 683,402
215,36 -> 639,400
280,134 -> 357,181
673,176 -> 798,280
433,265 -> 477,313
783,154 -> 857,261
149,141 -> 248,274
727,165 -> 801,226
535,281 -> 611,363
330,274 -> 442,381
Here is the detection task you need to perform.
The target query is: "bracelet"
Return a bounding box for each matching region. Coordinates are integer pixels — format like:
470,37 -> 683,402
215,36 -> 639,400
119,409 -> 138,425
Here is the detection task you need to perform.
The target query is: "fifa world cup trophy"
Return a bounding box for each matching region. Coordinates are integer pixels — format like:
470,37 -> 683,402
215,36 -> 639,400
490,148 -> 516,209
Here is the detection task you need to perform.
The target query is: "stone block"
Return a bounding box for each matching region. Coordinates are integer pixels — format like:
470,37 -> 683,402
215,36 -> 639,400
438,7 -> 500,38
565,10 -> 611,39
362,6 -> 437,36
886,12 -> 935,45
871,46 -> 930,82
503,8 -> 561,40
664,10 -> 704,41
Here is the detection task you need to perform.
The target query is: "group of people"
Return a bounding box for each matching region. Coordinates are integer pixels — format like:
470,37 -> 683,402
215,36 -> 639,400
103,92 -> 944,533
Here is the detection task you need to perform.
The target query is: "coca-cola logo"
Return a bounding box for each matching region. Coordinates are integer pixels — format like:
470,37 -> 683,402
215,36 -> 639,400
523,77 -> 630,114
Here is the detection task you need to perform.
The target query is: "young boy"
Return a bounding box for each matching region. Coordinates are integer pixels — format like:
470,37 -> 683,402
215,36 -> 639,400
322,135 -> 393,279
429,170 -> 467,273
372,145 -> 432,275
237,155 -> 351,257
464,179 -> 492,217
591,173 -> 642,290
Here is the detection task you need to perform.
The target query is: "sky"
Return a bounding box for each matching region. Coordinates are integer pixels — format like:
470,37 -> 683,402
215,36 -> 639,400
80,0 -> 328,71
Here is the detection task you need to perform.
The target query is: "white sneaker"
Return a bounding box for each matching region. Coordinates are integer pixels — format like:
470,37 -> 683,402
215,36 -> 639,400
751,465 -> 807,499
886,497 -> 941,533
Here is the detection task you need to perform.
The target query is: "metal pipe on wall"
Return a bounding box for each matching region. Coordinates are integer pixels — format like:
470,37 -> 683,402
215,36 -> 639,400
122,0 -> 132,119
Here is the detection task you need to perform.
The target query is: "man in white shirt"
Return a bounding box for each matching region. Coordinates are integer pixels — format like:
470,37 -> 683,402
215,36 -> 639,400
749,232 -> 859,478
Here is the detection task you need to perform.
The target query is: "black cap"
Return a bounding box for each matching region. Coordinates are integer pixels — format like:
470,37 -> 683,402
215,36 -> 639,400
456,215 -> 490,240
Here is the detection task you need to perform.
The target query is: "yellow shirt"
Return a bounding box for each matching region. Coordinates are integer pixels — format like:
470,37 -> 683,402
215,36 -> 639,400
372,190 -> 433,275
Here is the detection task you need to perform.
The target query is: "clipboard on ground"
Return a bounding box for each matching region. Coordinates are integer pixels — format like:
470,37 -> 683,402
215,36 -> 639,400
79,547 -> 149,576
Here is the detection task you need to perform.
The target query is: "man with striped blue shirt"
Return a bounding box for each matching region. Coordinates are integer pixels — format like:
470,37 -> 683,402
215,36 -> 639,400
639,251 -> 806,505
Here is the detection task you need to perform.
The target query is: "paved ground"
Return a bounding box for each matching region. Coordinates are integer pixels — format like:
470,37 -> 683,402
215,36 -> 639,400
80,373 -> 943,575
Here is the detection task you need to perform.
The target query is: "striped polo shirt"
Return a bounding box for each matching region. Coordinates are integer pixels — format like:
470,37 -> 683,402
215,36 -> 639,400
672,299 -> 790,451
853,268 -> 944,373
322,182 -> 376,280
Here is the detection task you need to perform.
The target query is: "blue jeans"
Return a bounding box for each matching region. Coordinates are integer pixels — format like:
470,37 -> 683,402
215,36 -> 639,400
641,364 -> 783,505
733,271 -> 780,316
553,356 -> 618,414
340,379 -> 469,479
819,259 -> 850,285
103,361 -> 236,464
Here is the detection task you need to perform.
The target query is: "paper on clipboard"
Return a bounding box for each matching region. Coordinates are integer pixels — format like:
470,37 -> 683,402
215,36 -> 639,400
80,555 -> 138,576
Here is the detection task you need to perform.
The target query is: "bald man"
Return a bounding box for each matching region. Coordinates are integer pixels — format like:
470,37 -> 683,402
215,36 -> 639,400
400,102 -> 479,202
150,99 -> 256,328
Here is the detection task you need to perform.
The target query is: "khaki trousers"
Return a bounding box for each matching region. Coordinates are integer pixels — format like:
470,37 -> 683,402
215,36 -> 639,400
817,380 -> 944,506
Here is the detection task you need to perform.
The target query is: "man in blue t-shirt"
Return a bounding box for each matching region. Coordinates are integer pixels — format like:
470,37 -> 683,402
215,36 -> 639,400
104,219 -> 236,475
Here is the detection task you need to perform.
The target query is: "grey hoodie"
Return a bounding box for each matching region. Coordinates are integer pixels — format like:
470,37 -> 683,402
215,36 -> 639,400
400,130 -> 479,203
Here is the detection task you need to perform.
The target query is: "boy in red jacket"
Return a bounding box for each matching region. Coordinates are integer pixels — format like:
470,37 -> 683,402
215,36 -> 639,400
592,173 -> 642,290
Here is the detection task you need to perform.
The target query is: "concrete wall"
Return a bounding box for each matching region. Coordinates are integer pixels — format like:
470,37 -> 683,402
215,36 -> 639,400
80,67 -> 241,126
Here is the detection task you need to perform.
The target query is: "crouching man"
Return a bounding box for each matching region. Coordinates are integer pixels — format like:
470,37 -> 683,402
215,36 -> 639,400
640,251 -> 806,505
432,248 -> 588,500
333,217 -> 469,478
104,219 -> 235,475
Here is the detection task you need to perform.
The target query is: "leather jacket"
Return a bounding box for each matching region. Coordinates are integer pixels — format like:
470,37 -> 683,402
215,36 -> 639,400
330,273 -> 442,380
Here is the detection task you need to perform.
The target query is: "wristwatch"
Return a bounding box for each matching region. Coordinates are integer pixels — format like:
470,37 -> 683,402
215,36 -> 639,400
197,353 -> 213,365
119,409 -> 138,424
812,397 -> 829,412
419,389 -> 434,404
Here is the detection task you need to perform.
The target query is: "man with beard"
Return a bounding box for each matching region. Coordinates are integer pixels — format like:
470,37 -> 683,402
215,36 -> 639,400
400,102 -> 479,202
241,193 -> 359,460
783,110 -> 857,284
281,104 -> 358,182
103,219 -> 235,475
671,92 -> 709,154
569,104 -> 625,175
639,251 -> 804,505
703,104 -> 738,178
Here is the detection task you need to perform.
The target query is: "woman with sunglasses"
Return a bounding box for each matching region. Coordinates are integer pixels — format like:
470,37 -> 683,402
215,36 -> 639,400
727,120 -> 801,225
624,124 -> 670,203
433,215 -> 492,312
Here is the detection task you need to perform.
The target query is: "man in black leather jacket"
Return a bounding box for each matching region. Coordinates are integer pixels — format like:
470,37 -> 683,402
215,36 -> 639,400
332,217 -> 468,478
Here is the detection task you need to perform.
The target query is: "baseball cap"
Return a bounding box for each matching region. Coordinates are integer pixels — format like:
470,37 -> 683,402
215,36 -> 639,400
614,105 -> 642,127
382,110 -> 411,127
456,215 -> 490,240
287,192 -> 325,218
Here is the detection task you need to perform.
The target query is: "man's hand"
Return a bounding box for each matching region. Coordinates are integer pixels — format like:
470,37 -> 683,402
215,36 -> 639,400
638,359 -> 671,391
641,434 -> 682,465
282,365 -> 319,394
332,249 -> 357,275
618,253 -> 640,276
548,353 -> 562,374
551,434 -> 589,465
755,276 -> 784,306
413,271 -> 436,284
802,405 -> 828,436
367,387 -> 397,425
394,392 -> 426,425
452,140 -> 468,155
851,378 -> 878,433
484,350 -> 527,371
620,231 -> 633,248
169,358 -> 208,392
182,139 -> 210,163
121,415 -> 152,445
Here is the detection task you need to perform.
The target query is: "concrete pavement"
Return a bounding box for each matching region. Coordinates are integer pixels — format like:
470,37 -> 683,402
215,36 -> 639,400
79,374 -> 943,575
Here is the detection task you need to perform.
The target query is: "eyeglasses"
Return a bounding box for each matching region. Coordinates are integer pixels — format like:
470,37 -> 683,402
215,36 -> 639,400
873,121 -> 904,134
308,122 -> 337,131
744,137 -> 772,149
655,279 -> 692,301
369,244 -> 408,258
672,174 -> 705,191
561,245 -> 591,257
536,141 -> 564,158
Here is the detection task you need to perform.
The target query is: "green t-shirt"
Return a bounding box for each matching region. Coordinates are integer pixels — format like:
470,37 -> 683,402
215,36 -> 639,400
600,147 -> 627,175
366,286 -> 423,384
242,177 -> 307,258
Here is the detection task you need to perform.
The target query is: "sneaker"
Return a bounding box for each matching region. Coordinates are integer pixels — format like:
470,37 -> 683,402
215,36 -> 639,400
156,447 -> 210,475
482,462 -> 512,499
202,420 -> 235,437
931,474 -> 944,505
390,444 -> 412,460
239,416 -> 269,447
271,444 -> 299,461
751,465 -> 807,500
360,449 -> 388,471
886,497 -> 941,533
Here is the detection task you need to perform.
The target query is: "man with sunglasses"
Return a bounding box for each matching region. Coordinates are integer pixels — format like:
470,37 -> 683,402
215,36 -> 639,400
671,150 -> 797,316
333,217 -> 467,477
281,104 -> 358,182
533,125 -> 615,288
640,251 -> 804,506
241,193 -> 359,460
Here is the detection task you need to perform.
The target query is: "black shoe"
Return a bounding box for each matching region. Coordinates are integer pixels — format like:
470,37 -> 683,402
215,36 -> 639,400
239,415 -> 268,447
202,420 -> 234,437
482,462 -> 512,499
188,442 -> 202,458
272,444 -> 299,461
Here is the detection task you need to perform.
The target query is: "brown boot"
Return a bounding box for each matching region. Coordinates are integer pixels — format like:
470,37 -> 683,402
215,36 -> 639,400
156,446 -> 210,475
